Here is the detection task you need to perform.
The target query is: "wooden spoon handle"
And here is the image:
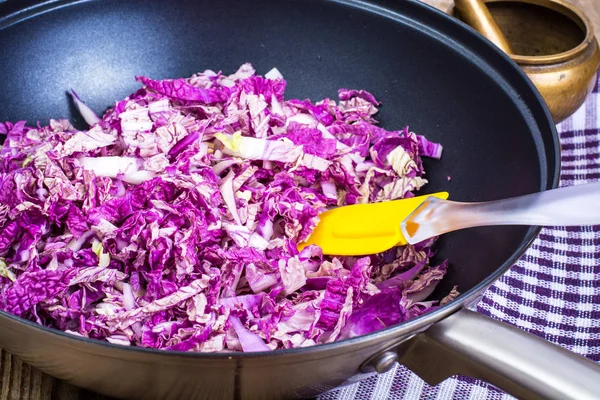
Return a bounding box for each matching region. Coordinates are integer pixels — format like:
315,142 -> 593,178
454,0 -> 514,54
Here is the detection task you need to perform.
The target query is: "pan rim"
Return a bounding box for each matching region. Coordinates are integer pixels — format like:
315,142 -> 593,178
0,0 -> 561,360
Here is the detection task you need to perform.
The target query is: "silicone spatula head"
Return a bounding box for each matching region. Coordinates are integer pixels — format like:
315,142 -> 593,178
298,192 -> 449,256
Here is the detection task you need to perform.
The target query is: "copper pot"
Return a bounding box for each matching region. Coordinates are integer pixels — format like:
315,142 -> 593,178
450,0 -> 600,123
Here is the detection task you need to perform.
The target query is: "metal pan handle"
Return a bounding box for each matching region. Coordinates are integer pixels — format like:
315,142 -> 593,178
397,308 -> 600,400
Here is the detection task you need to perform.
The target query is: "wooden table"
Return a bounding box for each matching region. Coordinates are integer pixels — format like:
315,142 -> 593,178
1,1 -> 599,399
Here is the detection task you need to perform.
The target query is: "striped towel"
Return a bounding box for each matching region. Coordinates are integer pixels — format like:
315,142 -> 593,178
320,76 -> 600,400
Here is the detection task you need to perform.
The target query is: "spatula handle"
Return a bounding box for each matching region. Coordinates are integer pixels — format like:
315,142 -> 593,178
401,181 -> 600,244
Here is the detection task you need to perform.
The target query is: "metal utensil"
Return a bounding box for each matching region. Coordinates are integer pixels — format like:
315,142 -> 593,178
450,0 -> 600,123
453,0 -> 514,54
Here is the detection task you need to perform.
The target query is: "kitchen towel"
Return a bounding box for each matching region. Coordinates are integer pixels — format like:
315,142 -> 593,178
320,75 -> 600,400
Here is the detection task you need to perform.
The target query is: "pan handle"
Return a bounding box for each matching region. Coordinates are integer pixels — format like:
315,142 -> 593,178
396,308 -> 600,400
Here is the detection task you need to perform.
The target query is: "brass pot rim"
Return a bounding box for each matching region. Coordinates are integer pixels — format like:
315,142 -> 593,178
448,0 -> 596,66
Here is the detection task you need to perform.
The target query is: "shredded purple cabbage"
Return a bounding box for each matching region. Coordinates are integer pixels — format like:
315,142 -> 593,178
0,63 -> 457,351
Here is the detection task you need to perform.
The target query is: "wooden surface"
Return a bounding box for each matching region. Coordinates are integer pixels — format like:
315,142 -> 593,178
1,1 -> 599,399
0,352 -> 110,400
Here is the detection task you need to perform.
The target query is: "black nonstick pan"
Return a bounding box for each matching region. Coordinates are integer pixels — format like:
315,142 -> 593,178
0,0 -> 598,399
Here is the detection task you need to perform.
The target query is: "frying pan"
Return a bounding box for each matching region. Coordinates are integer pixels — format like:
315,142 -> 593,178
0,0 -> 598,399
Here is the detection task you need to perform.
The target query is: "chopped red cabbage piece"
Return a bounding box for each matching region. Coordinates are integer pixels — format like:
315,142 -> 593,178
0,63 -> 455,352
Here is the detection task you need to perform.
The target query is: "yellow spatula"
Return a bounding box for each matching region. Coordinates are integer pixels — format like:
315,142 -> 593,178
298,192 -> 449,256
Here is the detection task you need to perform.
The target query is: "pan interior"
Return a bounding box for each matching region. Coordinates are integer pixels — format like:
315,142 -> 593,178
0,0 -> 557,338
